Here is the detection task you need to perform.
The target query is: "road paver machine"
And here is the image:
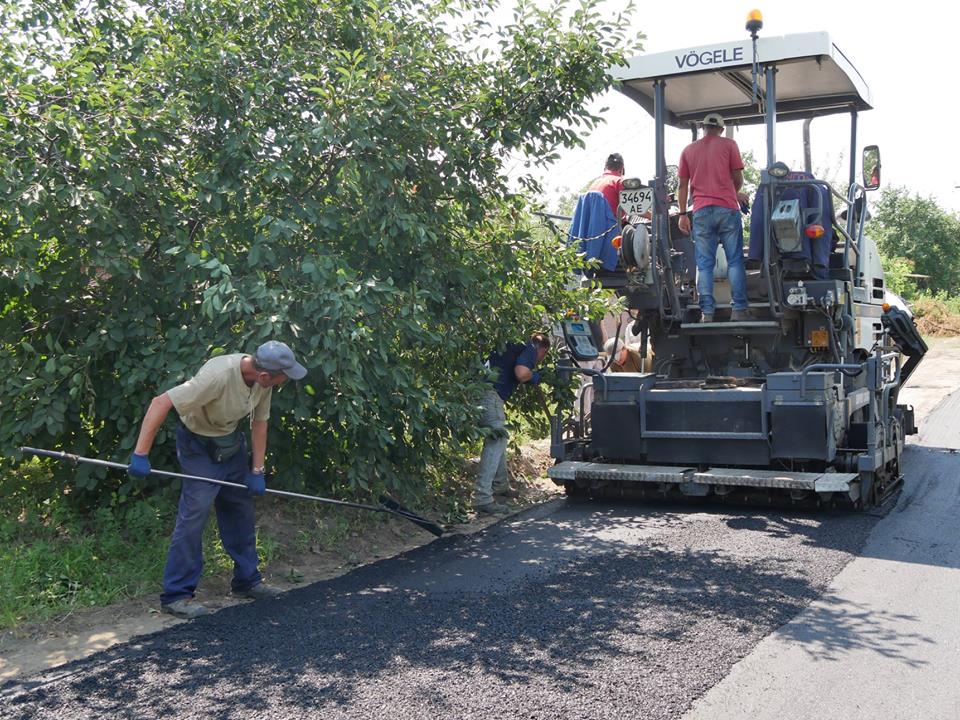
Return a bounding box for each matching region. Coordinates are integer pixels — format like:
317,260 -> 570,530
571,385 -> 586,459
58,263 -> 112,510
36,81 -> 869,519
549,16 -> 927,507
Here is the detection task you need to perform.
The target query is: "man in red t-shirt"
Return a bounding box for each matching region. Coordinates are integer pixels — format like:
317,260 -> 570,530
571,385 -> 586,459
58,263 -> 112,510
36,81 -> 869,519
677,114 -> 748,323
589,153 -> 625,222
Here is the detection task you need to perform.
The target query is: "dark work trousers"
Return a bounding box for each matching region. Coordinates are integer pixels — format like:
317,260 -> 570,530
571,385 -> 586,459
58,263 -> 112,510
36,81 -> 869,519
160,424 -> 262,605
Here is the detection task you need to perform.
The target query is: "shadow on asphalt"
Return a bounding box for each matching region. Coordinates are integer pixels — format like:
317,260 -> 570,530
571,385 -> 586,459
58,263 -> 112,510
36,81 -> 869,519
1,494 -> 938,717
774,593 -> 935,666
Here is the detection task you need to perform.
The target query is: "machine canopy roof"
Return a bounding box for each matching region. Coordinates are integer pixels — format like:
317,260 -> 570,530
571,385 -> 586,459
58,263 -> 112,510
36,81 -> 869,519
612,32 -> 871,128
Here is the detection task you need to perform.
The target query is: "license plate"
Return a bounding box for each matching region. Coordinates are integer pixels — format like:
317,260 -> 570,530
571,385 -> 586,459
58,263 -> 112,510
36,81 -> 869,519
619,186 -> 653,216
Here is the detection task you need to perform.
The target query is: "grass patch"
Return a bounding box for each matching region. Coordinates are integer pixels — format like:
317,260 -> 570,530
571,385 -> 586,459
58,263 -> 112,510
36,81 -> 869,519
0,461 -> 281,629
0,489 -> 173,629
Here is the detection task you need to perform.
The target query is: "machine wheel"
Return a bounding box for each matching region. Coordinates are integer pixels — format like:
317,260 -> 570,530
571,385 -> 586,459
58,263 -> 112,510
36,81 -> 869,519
874,458 -> 903,506
868,419 -> 905,506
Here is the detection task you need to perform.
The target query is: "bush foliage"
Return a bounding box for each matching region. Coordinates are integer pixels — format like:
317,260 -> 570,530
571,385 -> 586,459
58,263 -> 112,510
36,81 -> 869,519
0,0 -> 636,499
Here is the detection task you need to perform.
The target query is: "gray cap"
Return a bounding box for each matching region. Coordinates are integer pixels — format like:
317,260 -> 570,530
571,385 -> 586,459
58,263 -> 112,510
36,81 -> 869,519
255,341 -> 307,380
702,112 -> 725,129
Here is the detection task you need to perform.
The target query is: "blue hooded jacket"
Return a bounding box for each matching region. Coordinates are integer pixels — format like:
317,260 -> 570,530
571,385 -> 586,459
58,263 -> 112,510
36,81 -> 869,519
569,191 -> 619,271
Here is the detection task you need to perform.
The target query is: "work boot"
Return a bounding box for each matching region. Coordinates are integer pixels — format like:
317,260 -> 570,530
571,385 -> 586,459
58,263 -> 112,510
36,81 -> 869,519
161,598 -> 209,620
730,309 -> 750,322
475,501 -> 510,515
232,582 -> 283,600
700,313 -> 714,323
493,484 -> 521,499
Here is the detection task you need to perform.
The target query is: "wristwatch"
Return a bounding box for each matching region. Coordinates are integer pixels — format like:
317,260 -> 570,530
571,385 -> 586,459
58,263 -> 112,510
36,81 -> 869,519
252,465 -> 265,475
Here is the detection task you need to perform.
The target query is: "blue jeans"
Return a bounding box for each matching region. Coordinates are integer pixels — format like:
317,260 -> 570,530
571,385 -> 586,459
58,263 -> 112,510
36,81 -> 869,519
693,206 -> 748,314
475,389 -> 510,506
160,425 -> 262,605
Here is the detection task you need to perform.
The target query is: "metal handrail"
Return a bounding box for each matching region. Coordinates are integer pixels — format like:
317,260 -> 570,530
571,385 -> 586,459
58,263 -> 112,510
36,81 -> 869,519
832,222 -> 860,258
760,182 -> 781,318
845,183 -> 869,286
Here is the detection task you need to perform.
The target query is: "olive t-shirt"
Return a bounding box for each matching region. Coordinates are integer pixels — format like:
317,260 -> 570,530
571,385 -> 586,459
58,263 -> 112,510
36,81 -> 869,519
166,354 -> 271,437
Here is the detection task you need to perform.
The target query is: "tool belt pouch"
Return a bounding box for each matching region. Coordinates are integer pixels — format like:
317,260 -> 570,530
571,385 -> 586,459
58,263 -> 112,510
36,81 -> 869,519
208,431 -> 243,464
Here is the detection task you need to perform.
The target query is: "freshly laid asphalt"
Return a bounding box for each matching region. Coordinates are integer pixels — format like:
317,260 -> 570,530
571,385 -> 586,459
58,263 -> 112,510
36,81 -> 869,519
2,495 -> 879,719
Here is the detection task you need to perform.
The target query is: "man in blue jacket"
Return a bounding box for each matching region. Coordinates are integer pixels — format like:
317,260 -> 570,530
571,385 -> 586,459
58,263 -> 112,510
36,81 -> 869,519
476,333 -> 550,514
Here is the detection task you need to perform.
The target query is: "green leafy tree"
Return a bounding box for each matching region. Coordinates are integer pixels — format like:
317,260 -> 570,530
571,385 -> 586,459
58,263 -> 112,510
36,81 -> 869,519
0,0 -> 637,500
740,150 -> 761,199
879,254 -> 917,301
869,186 -> 960,297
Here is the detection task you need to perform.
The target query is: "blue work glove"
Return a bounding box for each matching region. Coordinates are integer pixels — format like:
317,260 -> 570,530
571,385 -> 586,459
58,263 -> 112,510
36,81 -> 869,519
529,369 -> 542,385
245,470 -> 266,496
127,452 -> 151,478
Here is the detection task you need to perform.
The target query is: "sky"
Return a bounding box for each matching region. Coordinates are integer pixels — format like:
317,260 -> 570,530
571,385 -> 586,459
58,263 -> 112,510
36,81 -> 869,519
502,1 -> 959,214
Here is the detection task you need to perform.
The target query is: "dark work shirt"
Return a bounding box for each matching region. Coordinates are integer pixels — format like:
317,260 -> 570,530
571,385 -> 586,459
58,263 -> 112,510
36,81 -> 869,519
487,342 -> 538,402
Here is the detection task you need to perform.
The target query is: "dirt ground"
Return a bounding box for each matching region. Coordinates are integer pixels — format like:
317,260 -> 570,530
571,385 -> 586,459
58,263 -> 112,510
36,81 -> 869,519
0,440 -> 559,684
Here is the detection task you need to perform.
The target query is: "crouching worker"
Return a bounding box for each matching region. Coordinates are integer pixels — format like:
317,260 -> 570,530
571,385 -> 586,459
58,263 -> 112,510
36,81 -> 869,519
603,337 -> 645,373
127,341 -> 307,619
476,333 -> 550,515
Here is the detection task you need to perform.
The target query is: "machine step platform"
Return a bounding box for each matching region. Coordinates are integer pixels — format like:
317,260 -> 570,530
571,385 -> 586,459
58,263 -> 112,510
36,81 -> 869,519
679,320 -> 782,335
548,461 -> 858,493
